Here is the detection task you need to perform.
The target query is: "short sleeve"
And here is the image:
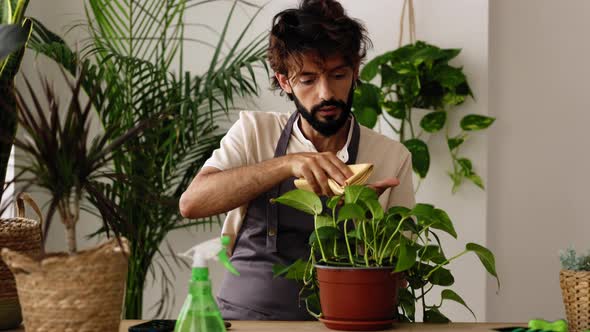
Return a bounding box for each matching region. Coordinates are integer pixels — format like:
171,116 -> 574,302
202,111 -> 251,171
386,151 -> 416,209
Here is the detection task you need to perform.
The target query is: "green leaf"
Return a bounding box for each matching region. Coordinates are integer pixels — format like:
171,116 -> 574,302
346,228 -> 362,240
326,195 -> 341,209
381,64 -> 400,87
344,185 -> 378,205
403,139 -> 430,178
467,173 -> 484,190
394,63 -> 416,75
2,0 -> 12,24
443,92 -> 466,106
395,238 -> 417,272
441,289 -> 476,319
457,158 -> 473,175
433,65 -> 466,89
364,198 -> 384,221
466,243 -> 500,289
424,308 -> 450,323
383,101 -> 405,119
447,135 -> 466,150
353,82 -> 381,113
411,203 -> 435,221
360,52 -> 391,81
355,106 -> 379,128
272,189 -> 322,215
309,226 -> 341,245
432,208 -> 457,238
0,23 -> 27,60
460,114 -> 495,131
272,259 -> 308,281
337,203 -> 366,222
428,266 -> 454,286
386,206 -> 412,219
315,214 -> 334,228
420,111 -> 446,133
420,245 -> 446,264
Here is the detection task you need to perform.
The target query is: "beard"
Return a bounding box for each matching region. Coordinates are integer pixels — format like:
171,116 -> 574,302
292,82 -> 355,137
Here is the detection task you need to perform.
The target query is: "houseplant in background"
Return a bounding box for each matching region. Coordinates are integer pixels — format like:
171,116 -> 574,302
272,185 -> 499,329
0,66 -> 149,331
25,0 -> 269,318
353,41 -> 495,193
0,0 -> 33,205
559,247 -> 590,332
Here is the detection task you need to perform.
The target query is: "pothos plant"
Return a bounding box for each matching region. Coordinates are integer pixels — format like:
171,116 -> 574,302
352,41 -> 495,193
271,185 -> 499,322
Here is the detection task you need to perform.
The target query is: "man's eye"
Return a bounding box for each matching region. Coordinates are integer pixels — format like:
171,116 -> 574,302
333,73 -> 346,79
300,79 -> 315,85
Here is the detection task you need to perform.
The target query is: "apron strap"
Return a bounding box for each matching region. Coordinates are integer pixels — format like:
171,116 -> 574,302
266,112 -> 299,252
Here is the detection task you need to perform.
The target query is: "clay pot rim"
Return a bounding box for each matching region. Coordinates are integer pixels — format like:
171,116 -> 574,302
314,264 -> 396,271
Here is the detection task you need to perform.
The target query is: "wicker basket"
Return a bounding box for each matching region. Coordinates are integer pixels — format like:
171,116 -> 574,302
560,269 -> 590,332
1,235 -> 129,332
0,193 -> 43,330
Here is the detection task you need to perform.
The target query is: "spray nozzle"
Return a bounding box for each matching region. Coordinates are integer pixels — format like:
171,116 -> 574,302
178,236 -> 239,276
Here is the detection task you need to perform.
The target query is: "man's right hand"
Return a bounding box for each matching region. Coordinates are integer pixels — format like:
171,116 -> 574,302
287,152 -> 354,196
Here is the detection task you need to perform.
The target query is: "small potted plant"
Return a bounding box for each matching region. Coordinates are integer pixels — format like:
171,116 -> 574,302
272,185 -> 499,330
0,66 -> 149,331
560,247 -> 590,332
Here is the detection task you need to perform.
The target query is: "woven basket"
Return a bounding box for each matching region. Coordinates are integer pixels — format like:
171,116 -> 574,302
0,193 -> 43,330
560,269 -> 590,332
1,236 -> 130,332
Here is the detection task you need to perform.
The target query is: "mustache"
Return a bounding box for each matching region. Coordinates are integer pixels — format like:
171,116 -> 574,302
310,98 -> 348,115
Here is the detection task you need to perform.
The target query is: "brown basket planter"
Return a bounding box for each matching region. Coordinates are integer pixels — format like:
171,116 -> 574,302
316,265 -> 402,331
1,237 -> 129,332
0,194 -> 43,330
560,269 -> 590,332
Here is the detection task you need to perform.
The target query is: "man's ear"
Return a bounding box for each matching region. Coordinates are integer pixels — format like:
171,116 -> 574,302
275,72 -> 293,94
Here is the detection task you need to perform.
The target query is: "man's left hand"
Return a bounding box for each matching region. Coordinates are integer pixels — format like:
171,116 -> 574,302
366,178 -> 400,197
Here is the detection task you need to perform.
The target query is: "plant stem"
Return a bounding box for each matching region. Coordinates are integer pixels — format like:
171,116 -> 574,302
362,222 -> 369,266
379,217 -> 407,264
421,286 -> 427,320
314,215 -> 327,262
424,250 -> 468,280
343,219 -> 355,266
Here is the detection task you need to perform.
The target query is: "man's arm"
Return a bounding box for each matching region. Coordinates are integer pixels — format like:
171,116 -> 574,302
179,152 -> 353,219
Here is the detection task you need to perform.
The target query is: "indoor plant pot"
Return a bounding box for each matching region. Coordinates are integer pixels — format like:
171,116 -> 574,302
316,265 -> 402,331
0,194 -> 42,330
272,184 -> 499,329
1,237 -> 129,331
559,248 -> 590,332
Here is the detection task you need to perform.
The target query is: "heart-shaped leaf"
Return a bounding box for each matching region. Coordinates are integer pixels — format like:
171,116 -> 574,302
403,139 -> 430,178
460,114 -> 495,131
271,189 -> 322,215
466,243 -> 499,289
441,289 -> 476,319
420,111 -> 446,133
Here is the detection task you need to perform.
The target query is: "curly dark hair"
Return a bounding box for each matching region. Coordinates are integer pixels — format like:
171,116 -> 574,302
268,0 -> 372,99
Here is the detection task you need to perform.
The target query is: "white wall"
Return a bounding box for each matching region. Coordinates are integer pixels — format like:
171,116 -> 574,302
487,0 -> 590,322
16,0 -> 493,322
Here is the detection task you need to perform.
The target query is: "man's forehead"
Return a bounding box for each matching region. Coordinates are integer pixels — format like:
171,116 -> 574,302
291,53 -> 352,74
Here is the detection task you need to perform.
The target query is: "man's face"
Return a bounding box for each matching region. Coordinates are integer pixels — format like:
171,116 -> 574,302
276,54 -> 358,137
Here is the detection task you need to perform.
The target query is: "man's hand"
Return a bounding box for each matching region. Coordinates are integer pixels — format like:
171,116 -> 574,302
288,152 -> 354,196
366,177 -> 400,197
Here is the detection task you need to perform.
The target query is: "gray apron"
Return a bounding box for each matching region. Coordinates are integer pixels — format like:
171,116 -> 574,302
217,111 -> 360,320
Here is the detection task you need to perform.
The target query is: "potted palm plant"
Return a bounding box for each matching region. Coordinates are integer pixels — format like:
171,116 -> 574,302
272,185 -> 499,330
0,66 -> 150,331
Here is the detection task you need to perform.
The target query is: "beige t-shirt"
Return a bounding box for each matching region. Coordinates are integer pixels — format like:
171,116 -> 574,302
202,110 -> 416,253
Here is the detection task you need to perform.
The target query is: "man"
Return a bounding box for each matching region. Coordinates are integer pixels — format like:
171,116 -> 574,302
179,0 -> 415,320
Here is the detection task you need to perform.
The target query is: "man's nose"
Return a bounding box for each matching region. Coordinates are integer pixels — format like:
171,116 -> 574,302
317,76 -> 335,101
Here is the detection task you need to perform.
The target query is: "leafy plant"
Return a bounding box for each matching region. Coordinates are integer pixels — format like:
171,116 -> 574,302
271,186 -> 499,322
26,0 -> 269,318
2,66 -> 149,253
560,247 -> 590,271
0,0 -> 33,204
353,41 -> 495,193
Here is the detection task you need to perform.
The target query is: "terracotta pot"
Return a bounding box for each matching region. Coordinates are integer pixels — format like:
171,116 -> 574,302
316,265 -> 402,331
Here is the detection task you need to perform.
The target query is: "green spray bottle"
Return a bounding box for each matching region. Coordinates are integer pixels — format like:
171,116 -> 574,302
175,236 -> 239,332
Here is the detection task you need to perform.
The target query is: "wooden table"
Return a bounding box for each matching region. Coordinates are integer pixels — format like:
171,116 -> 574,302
9,320 -> 528,332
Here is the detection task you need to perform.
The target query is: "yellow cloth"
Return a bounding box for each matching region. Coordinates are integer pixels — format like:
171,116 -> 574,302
294,163 -> 374,196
